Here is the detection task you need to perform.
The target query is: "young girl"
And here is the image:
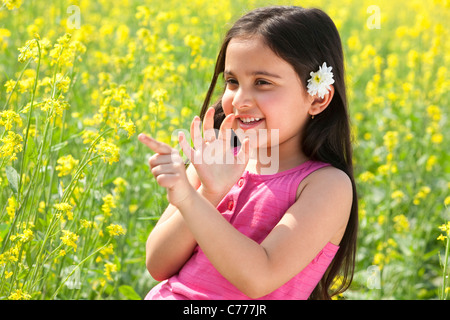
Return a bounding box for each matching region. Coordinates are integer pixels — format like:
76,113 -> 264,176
138,6 -> 358,300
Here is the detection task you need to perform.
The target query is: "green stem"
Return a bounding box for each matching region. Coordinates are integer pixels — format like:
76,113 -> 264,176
2,59 -> 32,112
441,234 -> 450,300
1,109 -> 52,255
17,38 -> 41,203
0,39 -> 42,255
50,239 -> 112,299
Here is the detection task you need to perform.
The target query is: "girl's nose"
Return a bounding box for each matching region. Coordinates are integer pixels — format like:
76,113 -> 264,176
232,87 -> 253,110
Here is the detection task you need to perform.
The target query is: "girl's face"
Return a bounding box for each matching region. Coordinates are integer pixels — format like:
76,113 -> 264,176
222,36 -> 312,150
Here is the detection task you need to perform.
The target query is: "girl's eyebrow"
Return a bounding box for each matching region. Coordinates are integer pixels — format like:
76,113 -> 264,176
224,70 -> 281,79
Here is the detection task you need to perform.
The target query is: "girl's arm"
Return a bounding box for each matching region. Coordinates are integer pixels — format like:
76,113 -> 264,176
152,164 -> 200,226
145,206 -> 195,281
145,164 -> 202,281
140,134 -> 352,299
143,144 -> 233,281
142,110 -> 249,281
176,166 -> 352,298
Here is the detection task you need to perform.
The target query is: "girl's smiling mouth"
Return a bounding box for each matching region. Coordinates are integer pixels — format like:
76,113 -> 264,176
236,115 -> 265,129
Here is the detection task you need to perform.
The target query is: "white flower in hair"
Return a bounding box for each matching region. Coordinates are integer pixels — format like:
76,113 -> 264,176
307,62 -> 335,99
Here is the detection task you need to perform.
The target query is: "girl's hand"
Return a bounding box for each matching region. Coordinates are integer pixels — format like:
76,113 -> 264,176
179,107 -> 250,201
138,133 -> 195,207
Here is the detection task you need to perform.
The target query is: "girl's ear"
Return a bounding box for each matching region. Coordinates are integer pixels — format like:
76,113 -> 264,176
308,85 -> 334,117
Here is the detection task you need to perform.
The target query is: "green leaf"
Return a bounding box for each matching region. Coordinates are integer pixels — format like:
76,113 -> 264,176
118,285 -> 141,300
5,166 -> 19,194
50,141 -> 68,152
0,223 -> 9,241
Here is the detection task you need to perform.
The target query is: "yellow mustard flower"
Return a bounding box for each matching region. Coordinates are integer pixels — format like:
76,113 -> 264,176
6,196 -> 17,221
10,229 -> 33,243
393,214 -> 410,233
53,202 -> 73,212
129,204 -> 138,214
49,33 -> 72,65
101,194 -> 116,217
54,73 -> 71,93
104,262 -> 117,281
0,131 -> 23,161
113,177 -> 128,195
8,289 -> 31,300
438,222 -> 450,234
377,214 -> 386,226
95,139 -> 120,165
437,222 -> 450,241
383,131 -> 399,152
373,253 -> 385,269
426,155 -> 438,172
0,110 -> 22,130
80,219 -> 93,229
0,245 -> 19,263
60,230 -> 79,252
81,129 -> 99,145
391,190 -> 405,201
2,0 -> 22,10
431,133 -> 443,144
106,223 -> 125,237
4,79 -> 16,93
437,234 -> 447,242
18,38 -> 39,63
413,186 -> 431,205
358,171 -> 375,182
41,97 -> 70,119
119,119 -> 136,138
99,244 -> 114,259
184,34 -> 204,56
426,105 -> 441,121
444,196 -> 450,207
55,154 -> 79,177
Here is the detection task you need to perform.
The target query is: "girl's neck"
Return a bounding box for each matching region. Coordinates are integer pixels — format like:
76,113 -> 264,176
246,137 -> 308,175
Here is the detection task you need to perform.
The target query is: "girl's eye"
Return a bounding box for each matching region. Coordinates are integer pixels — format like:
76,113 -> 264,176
225,78 -> 238,86
255,79 -> 271,86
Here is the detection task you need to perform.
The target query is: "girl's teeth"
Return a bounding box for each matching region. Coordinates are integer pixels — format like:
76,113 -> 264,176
241,117 -> 261,123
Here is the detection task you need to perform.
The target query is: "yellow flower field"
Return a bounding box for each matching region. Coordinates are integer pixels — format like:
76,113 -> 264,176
0,0 -> 449,299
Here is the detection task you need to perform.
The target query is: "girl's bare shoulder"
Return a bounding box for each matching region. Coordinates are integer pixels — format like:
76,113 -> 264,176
297,164 -> 353,203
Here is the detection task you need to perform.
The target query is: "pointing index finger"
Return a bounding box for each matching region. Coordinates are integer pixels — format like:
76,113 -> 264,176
138,133 -> 173,154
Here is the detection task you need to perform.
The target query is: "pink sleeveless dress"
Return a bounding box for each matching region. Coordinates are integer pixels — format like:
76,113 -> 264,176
145,160 -> 339,300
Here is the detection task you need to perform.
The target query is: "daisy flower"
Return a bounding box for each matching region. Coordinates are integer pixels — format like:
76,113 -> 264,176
307,62 -> 335,99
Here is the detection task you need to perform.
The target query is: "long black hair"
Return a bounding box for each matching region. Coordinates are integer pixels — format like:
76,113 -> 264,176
199,6 -> 358,300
